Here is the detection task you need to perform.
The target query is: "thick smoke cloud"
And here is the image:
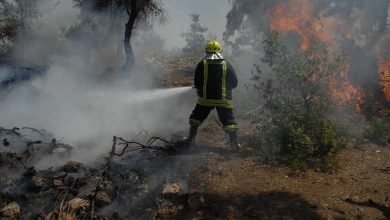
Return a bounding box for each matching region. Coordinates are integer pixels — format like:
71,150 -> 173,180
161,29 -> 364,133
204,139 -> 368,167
224,0 -> 389,56
0,0 -> 195,167
223,0 -> 390,113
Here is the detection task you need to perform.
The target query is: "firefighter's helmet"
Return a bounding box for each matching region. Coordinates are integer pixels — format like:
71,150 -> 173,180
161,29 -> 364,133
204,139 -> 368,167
206,40 -> 222,53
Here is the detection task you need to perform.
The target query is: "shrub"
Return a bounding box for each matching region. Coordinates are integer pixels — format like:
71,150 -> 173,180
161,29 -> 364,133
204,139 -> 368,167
364,114 -> 390,146
249,31 -> 347,170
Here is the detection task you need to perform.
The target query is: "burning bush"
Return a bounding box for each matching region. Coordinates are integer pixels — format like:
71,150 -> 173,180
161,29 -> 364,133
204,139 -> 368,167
249,31 -> 347,171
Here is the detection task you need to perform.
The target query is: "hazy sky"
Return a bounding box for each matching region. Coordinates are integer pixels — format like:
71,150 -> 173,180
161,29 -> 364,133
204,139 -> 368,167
155,0 -> 231,49
39,0 -> 231,50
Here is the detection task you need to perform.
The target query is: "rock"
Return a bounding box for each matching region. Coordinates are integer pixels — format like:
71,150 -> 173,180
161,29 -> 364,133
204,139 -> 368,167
51,143 -> 72,157
53,179 -> 64,189
63,161 -> 83,173
52,147 -> 68,156
31,176 -> 46,189
0,202 -> 20,218
162,183 -> 183,200
95,191 -> 112,206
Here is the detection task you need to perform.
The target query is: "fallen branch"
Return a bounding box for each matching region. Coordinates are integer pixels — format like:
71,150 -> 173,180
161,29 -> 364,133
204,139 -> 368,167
109,135 -> 176,160
21,127 -> 47,138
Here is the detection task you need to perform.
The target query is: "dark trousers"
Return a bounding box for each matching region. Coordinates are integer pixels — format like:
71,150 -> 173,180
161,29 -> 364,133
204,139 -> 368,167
189,104 -> 238,131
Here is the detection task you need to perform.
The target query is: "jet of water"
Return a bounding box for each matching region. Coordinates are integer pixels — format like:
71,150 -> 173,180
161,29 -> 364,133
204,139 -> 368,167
123,86 -> 194,103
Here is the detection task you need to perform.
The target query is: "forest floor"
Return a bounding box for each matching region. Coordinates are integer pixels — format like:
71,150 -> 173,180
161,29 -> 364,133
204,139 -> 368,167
158,121 -> 390,219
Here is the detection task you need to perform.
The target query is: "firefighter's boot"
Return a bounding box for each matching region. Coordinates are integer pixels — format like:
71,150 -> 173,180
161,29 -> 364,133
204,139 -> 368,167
228,131 -> 241,152
185,125 -> 198,146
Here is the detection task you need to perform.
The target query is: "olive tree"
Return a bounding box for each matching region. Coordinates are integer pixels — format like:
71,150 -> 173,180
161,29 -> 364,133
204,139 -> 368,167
73,0 -> 165,73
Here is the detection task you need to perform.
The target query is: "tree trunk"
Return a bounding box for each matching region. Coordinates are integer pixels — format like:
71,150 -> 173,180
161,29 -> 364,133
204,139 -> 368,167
19,1 -> 28,64
122,0 -> 138,74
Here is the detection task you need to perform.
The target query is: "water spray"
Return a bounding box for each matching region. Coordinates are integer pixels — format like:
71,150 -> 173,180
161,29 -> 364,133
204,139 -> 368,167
90,86 -> 194,104
123,86 -> 194,103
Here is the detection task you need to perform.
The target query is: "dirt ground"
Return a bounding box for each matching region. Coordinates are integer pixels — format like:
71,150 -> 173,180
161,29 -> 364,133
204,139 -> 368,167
167,120 -> 390,220
153,56 -> 390,220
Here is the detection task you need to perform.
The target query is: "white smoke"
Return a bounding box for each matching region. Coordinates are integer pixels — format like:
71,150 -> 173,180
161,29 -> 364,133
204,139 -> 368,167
0,0 -> 197,167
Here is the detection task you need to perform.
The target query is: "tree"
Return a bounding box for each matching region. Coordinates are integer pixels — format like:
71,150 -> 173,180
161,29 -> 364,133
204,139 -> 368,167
181,14 -> 208,55
0,1 -> 18,55
0,0 -> 42,58
249,31 -> 347,170
135,21 -> 164,52
73,0 -> 164,73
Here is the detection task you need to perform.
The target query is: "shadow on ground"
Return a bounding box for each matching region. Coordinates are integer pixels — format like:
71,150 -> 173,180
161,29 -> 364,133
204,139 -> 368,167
345,198 -> 390,219
154,191 -> 322,219
200,191 -> 321,219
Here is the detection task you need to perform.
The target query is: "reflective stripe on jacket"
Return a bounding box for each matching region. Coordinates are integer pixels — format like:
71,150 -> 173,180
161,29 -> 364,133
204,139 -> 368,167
194,59 -> 238,108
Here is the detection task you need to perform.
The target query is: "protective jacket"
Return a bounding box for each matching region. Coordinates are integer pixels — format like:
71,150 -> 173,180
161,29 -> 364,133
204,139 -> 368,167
194,58 -> 238,108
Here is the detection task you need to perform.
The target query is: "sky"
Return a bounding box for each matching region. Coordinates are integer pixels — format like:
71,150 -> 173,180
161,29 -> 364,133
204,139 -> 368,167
155,0 -> 231,49
34,0 -> 231,50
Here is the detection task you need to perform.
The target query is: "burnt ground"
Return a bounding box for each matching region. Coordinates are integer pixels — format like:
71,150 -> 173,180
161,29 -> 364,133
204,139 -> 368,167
0,121 -> 389,219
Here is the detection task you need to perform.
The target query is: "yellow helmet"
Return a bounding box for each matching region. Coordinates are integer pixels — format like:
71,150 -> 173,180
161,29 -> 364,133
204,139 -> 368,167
205,40 -> 222,53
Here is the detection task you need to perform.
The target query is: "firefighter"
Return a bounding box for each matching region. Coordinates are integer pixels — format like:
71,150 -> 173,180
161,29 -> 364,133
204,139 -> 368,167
186,40 -> 240,151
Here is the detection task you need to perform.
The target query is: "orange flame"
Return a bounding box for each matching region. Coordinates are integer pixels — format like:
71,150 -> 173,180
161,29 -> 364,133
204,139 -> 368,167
328,64 -> 364,111
379,59 -> 390,102
268,0 -> 339,51
267,0 -> 363,110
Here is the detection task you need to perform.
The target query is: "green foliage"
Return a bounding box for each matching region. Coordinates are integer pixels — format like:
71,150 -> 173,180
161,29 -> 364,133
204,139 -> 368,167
181,14 -> 208,55
364,114 -> 390,146
277,113 -> 346,169
0,1 -> 17,54
0,0 -> 42,55
250,31 -> 347,170
135,21 -> 165,51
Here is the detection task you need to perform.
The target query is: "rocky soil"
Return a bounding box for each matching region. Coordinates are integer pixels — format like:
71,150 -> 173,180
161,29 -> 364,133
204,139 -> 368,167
1,121 -> 389,219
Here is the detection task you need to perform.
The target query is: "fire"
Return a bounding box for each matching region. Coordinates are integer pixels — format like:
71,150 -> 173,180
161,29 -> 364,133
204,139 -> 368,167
267,0 -> 363,110
379,59 -> 390,102
328,64 -> 364,111
267,0 -> 339,50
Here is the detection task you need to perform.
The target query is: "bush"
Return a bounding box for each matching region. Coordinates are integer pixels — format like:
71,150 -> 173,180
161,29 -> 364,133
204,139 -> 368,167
278,113 -> 346,169
250,103 -> 346,170
249,31 -> 347,170
364,115 -> 390,146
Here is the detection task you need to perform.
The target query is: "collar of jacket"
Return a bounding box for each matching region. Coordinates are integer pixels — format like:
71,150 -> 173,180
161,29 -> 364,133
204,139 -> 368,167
203,53 -> 224,60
